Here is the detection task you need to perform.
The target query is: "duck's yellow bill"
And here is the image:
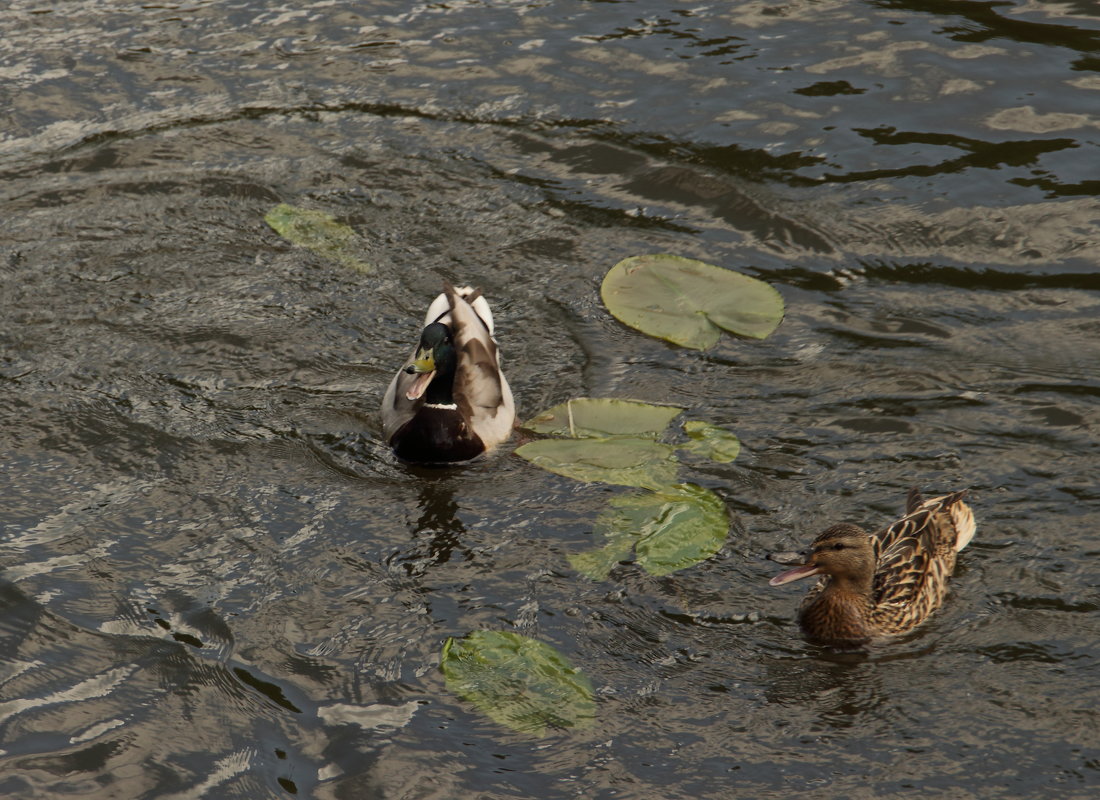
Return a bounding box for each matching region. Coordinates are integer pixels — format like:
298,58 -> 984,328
405,348 -> 437,400
406,348 -> 436,374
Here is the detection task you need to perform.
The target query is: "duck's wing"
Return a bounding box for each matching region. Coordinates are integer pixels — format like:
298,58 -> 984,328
381,341 -> 424,441
878,490 -> 973,556
873,525 -> 932,604
872,490 -> 974,628
941,491 -> 976,552
448,286 -> 516,448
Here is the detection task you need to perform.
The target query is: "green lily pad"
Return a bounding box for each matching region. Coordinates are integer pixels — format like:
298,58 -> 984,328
264,203 -> 371,272
601,254 -> 784,349
440,631 -> 595,737
524,398 -> 683,439
633,484 -> 729,575
516,436 -> 678,489
567,536 -> 634,581
679,421 -> 742,463
570,484 -> 729,579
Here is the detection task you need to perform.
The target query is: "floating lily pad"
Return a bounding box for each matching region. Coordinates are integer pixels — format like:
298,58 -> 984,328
264,203 -> 371,272
524,398 -> 683,439
634,484 -> 729,575
516,436 -> 678,489
567,535 -> 634,581
601,254 -> 784,349
570,484 -> 729,579
440,631 -> 595,737
679,421 -> 742,463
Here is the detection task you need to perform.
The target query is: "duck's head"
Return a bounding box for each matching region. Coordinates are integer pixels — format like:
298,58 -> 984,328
404,322 -> 456,401
769,524 -> 875,587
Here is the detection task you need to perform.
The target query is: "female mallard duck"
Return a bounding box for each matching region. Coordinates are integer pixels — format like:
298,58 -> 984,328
381,284 -> 515,463
769,488 -> 975,647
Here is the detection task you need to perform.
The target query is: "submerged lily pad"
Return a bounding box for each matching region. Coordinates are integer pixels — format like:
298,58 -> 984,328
679,421 -> 742,463
440,631 -> 595,737
524,398 -> 683,439
601,254 -> 783,349
264,203 -> 371,272
516,436 -> 678,489
570,484 -> 729,579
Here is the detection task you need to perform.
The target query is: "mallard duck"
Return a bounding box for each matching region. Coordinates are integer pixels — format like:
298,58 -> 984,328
769,488 -> 975,647
381,284 -> 515,463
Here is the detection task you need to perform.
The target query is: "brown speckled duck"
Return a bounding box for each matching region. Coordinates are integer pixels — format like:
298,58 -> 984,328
770,489 -> 976,647
381,284 -> 515,464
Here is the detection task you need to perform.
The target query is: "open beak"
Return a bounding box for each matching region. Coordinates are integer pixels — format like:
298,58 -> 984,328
769,561 -> 821,587
404,348 -> 436,400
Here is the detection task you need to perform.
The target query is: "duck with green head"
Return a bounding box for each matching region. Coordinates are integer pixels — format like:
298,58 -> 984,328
382,284 -> 515,463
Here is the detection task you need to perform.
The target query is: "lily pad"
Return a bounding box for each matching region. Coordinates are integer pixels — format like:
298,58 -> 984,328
440,631 -> 595,737
633,484 -> 729,575
567,535 -> 634,581
601,254 -> 784,349
515,436 -> 678,489
570,484 -> 730,579
524,398 -> 683,439
679,421 -> 742,463
264,203 -> 371,272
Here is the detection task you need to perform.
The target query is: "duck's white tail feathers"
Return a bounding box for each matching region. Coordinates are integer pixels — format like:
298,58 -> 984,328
423,291 -> 451,328
947,496 -> 976,552
922,490 -> 976,552
465,290 -> 495,336
423,284 -> 495,335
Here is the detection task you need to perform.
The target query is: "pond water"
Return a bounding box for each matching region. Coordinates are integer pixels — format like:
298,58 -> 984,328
2,0 -> 1099,797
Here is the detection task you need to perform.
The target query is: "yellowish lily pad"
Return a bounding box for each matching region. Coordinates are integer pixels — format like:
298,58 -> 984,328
264,203 -> 371,272
523,398 -> 683,439
515,437 -> 678,489
679,421 -> 742,463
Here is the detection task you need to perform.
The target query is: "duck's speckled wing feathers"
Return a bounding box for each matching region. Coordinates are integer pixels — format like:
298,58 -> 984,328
870,490 -> 974,634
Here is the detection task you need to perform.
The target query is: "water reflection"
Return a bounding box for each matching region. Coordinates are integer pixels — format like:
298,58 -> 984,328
0,578 -> 307,797
768,662 -> 881,731
405,480 -> 468,571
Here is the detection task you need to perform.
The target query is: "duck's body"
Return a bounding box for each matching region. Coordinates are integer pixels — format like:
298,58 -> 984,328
381,285 -> 515,464
770,489 -> 975,647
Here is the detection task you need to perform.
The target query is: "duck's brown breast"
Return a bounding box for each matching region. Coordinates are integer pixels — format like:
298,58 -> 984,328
798,589 -> 876,647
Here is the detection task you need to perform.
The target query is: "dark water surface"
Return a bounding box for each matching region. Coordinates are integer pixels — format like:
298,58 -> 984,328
3,0 -> 1099,797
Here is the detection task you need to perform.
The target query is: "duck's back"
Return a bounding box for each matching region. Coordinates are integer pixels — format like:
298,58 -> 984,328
870,489 -> 975,635
448,288 -> 514,447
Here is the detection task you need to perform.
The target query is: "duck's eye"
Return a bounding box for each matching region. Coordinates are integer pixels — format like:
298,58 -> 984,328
831,543 -> 845,551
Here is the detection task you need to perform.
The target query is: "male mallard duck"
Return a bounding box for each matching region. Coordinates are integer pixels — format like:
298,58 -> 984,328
769,488 -> 975,647
381,284 -> 515,463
